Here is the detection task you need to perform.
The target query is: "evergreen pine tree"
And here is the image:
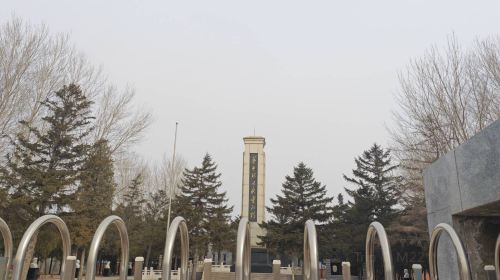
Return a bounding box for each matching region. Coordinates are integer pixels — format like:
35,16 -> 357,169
143,189 -> 169,267
68,139 -> 115,264
337,143 -> 401,274
343,143 -> 400,226
260,162 -> 333,261
332,194 -> 349,224
328,193 -> 353,261
173,154 -> 233,261
115,173 -> 147,258
208,201 -> 234,261
0,83 -> 93,239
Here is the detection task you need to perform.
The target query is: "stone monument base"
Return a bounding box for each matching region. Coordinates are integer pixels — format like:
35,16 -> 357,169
251,248 -> 273,273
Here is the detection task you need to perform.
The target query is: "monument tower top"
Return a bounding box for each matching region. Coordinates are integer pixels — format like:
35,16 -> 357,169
242,136 -> 266,146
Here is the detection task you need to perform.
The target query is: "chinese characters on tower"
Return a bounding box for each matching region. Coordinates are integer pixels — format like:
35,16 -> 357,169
249,153 -> 258,222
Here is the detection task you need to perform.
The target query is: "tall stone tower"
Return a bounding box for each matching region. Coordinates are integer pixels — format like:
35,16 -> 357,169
241,136 -> 266,247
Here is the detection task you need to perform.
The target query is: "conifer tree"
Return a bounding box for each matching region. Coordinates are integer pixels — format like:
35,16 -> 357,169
336,143 -> 401,274
0,83 -> 94,238
343,143 -> 400,226
115,173 -> 147,258
68,139 -> 115,270
143,189 -> 169,266
208,202 -> 234,261
260,162 -> 333,261
334,193 -> 348,220
328,194 -> 353,261
0,84 -> 94,278
173,154 -> 233,261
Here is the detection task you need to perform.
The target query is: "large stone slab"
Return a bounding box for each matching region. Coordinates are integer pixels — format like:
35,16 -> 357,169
424,152 -> 462,216
454,120 -> 500,211
423,119 -> 500,280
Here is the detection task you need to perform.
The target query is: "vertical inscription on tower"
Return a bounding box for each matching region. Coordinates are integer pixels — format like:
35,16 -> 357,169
249,153 -> 258,222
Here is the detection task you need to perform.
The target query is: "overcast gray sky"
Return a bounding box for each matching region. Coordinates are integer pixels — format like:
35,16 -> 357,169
2,0 -> 499,216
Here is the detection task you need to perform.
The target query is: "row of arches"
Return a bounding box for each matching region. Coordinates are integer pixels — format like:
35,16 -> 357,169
0,216 -> 498,280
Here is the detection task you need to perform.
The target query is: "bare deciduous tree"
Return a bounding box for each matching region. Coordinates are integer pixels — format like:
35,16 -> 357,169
113,152 -> 149,206
391,35 -> 500,197
150,154 -> 187,195
0,17 -> 151,155
140,154 -> 186,266
93,85 -> 152,154
111,153 -> 186,266
388,36 -> 500,260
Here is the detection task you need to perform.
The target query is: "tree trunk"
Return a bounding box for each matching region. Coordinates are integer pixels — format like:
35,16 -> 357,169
49,257 -> 53,275
39,259 -> 45,274
144,244 -> 151,268
78,248 -> 86,280
190,253 -> 199,280
173,253 -> 177,270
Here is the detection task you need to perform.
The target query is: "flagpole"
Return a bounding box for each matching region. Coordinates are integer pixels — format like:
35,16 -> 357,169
166,122 -> 178,232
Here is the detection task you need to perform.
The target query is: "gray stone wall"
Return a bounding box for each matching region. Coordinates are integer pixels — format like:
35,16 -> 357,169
424,119 -> 500,280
